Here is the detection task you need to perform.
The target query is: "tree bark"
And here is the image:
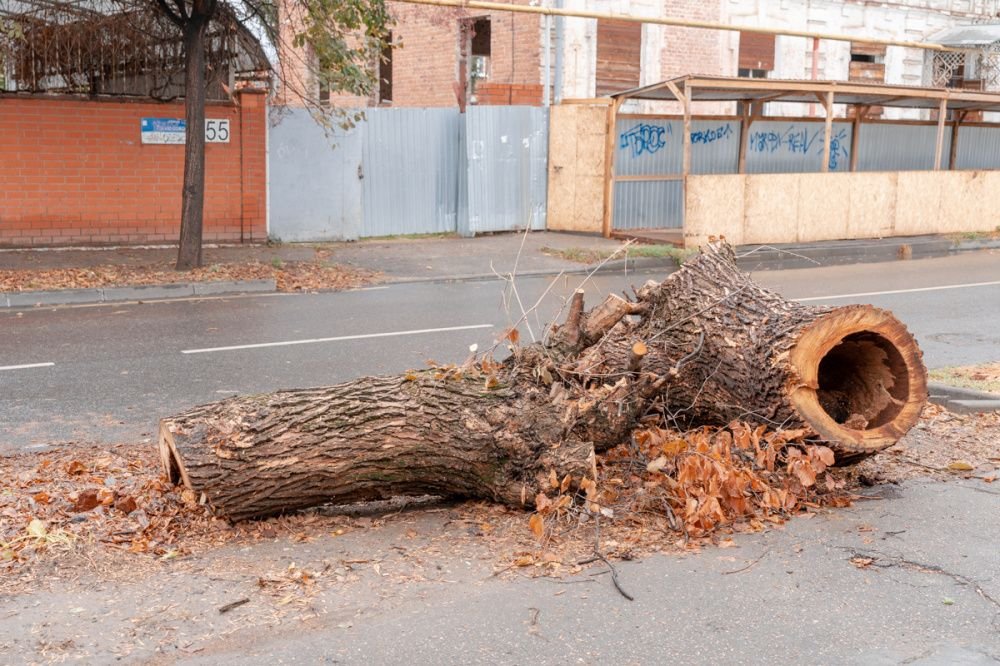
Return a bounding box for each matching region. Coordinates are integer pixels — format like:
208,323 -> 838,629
176,0 -> 215,271
160,241 -> 928,520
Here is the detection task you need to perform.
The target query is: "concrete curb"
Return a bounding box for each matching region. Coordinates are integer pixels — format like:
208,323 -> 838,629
735,237 -> 1000,272
1,278 -> 276,308
927,381 -> 1000,414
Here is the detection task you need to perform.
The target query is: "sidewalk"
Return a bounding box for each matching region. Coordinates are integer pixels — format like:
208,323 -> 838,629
2,231 -> 998,306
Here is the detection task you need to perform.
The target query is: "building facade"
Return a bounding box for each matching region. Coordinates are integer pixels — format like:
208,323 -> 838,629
281,0 -> 1000,111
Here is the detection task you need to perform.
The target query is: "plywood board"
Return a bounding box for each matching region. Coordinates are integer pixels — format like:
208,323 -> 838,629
743,174 -> 801,244
847,172 -> 897,238
894,171 -> 943,236
684,175 -> 746,246
796,173 -> 850,242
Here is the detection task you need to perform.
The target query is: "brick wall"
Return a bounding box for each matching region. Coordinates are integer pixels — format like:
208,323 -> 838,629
0,91 -> 266,247
277,0 -> 543,108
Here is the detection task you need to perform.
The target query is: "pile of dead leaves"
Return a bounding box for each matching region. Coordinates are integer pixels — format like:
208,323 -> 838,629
0,445 -> 221,573
523,422 -> 854,564
0,260 -> 379,295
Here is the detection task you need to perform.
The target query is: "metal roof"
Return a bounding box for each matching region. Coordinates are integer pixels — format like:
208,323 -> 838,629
611,75 -> 1000,113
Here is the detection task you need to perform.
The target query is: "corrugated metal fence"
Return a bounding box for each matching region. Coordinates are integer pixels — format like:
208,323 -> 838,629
269,106 -> 548,241
612,116 -> 1000,230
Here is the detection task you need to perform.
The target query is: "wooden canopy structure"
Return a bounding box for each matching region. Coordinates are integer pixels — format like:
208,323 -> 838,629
601,75 -> 1000,237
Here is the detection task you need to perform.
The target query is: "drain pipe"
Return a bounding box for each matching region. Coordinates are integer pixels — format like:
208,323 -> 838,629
553,0 -> 564,103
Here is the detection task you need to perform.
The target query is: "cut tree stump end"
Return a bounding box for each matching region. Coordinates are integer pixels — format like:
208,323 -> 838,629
789,305 -> 927,459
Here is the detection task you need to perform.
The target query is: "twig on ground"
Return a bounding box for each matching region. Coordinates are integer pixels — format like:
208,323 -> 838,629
217,598 -> 250,614
723,549 -> 770,575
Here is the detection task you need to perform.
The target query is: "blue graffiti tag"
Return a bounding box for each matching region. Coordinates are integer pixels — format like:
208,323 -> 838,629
690,124 -> 734,145
619,123 -> 670,157
748,125 -> 849,169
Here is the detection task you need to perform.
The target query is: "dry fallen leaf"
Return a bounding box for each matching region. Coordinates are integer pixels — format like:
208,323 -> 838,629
528,513 -> 545,540
947,460 -> 974,471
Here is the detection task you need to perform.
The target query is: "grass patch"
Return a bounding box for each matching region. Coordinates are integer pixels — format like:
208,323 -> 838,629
947,228 -> 1000,244
541,244 -> 696,266
929,362 -> 1000,394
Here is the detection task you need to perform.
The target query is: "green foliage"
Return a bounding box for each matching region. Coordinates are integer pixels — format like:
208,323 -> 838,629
296,0 -> 392,100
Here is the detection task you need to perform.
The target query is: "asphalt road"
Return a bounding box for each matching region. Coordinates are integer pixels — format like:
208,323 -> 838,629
1,251 -> 998,452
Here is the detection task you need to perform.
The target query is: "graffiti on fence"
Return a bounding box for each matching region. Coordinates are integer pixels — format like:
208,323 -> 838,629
748,125 -> 849,170
690,124 -> 734,145
619,123 -> 671,157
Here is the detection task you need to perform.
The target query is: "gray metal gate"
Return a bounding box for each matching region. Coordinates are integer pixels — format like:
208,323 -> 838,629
464,106 -> 548,235
268,106 -> 549,241
268,110 -> 364,241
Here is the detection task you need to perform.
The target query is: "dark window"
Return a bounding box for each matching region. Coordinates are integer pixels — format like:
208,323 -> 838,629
471,18 -> 491,57
595,19 -> 641,96
378,34 -> 393,103
317,49 -> 331,104
738,68 -> 768,79
738,32 -> 775,72
851,53 -> 876,64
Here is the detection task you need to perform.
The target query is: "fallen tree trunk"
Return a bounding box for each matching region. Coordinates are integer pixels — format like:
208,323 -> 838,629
160,241 -> 927,520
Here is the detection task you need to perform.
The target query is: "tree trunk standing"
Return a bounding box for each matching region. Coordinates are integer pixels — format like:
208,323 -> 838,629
175,0 -> 216,271
160,242 -> 928,521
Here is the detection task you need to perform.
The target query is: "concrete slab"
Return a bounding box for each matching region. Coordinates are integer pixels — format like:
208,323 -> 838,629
945,399 -> 1000,413
101,283 -> 194,302
6,288 -> 104,307
192,279 -> 277,296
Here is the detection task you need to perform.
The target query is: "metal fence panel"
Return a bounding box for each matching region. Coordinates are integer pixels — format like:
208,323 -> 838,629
613,181 -> 684,229
745,120 -> 853,173
361,108 -> 462,237
268,108 -> 364,242
856,123 -> 950,172
612,118 -> 739,229
464,106 -> 549,235
955,125 -> 1000,170
615,117 -> 681,176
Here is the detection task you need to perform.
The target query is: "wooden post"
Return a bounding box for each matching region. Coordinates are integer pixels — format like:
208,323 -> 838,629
820,90 -> 834,173
601,97 -> 623,238
849,105 -> 865,172
948,110 -> 966,171
933,98 -> 947,171
737,102 -> 753,174
682,85 -> 693,179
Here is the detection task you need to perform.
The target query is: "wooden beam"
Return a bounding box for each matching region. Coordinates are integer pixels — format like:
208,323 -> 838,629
933,98 -> 947,171
613,174 -> 685,182
849,105 -> 866,172
602,97 -> 624,238
821,91 -> 834,173
737,103 -> 753,174
682,84 -> 693,179
949,110 -> 967,171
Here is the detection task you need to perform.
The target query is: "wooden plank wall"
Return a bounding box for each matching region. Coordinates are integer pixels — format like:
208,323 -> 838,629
595,19 -> 642,96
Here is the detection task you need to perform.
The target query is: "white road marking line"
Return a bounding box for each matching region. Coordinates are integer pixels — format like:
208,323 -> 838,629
182,324 -> 494,355
0,362 -> 55,371
795,279 -> 1000,302
351,286 -> 390,292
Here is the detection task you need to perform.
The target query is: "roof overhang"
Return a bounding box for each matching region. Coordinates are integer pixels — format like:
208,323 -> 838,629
610,75 -> 1000,113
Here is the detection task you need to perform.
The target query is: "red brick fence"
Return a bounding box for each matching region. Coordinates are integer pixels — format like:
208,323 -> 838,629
0,90 -> 266,247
